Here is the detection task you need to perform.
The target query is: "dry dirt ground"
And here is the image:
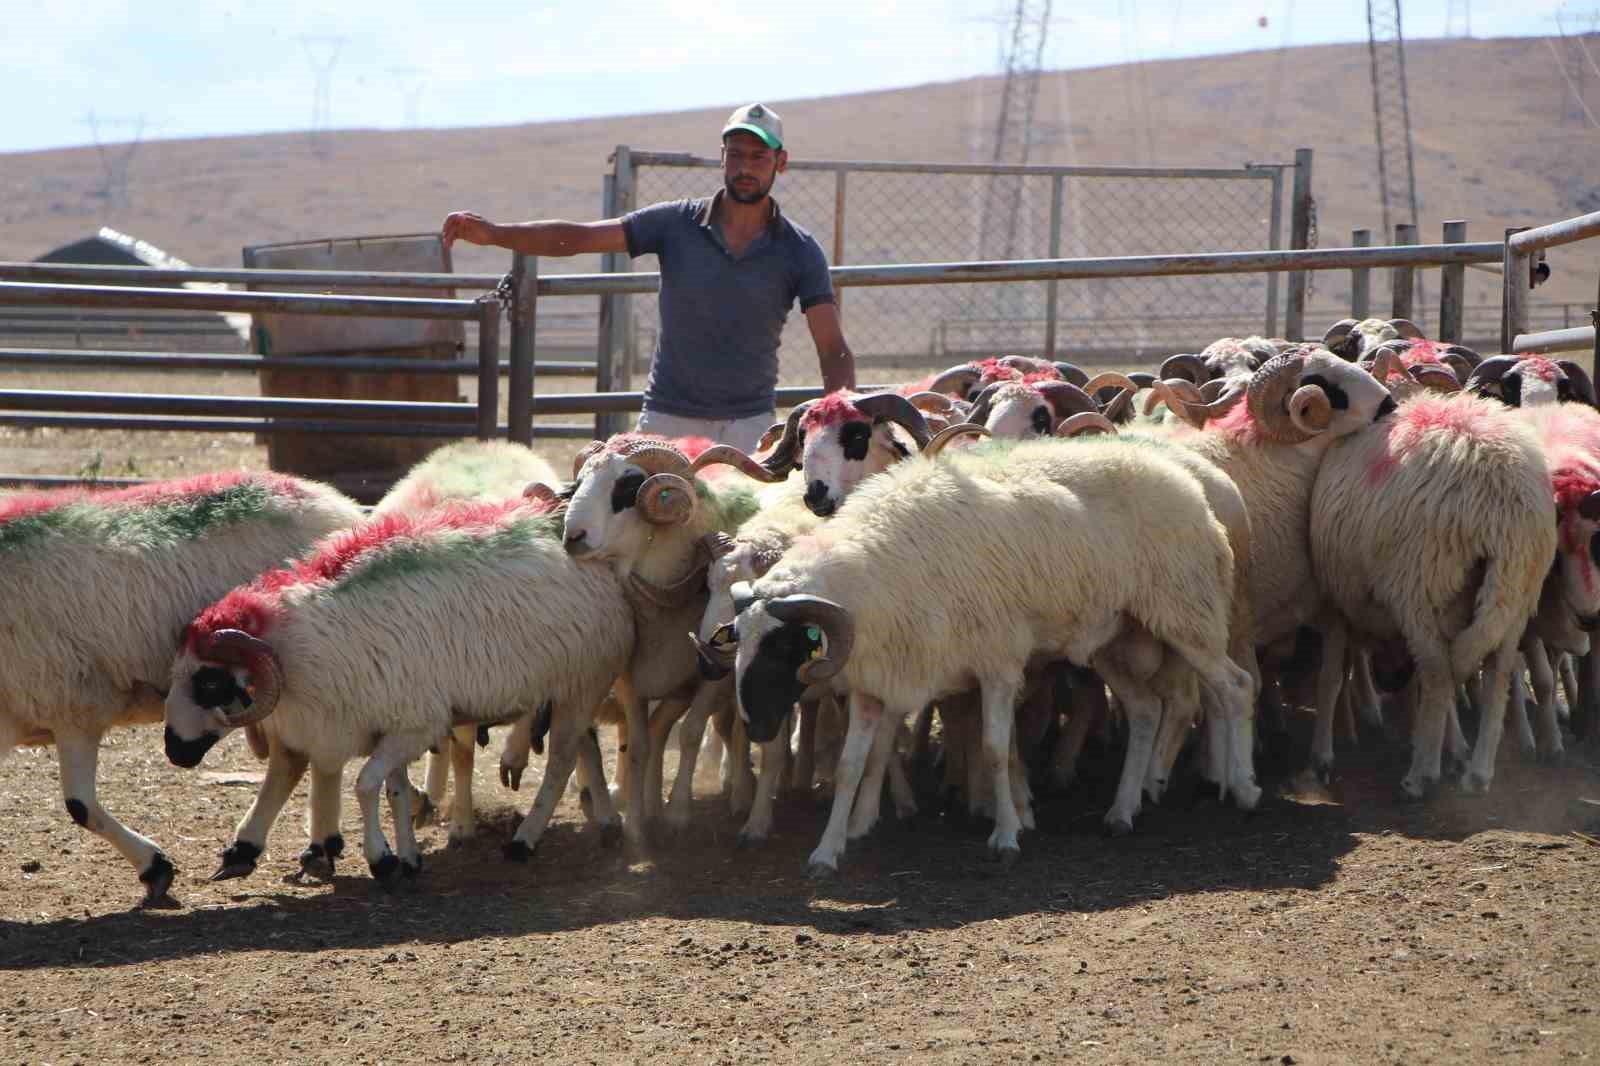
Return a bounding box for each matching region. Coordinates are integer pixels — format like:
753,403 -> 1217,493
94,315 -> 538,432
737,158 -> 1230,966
3,710 -> 1600,1066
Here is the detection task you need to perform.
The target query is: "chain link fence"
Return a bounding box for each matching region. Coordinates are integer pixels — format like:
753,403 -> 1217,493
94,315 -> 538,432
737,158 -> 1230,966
607,151 -> 1294,384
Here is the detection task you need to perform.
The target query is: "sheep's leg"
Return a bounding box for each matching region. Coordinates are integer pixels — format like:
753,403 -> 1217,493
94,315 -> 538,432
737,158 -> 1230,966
979,677 -> 1024,861
354,733 -> 430,882
384,766 -> 422,879
446,724 -> 478,845
55,728 -> 174,903
1462,640 -> 1522,793
1008,731 -> 1034,831
611,678 -> 650,846
937,703 -> 969,813
1309,619 -> 1349,780
1525,638 -> 1564,762
1352,649 -> 1384,733
1335,664 -> 1358,746
424,742 -> 450,810
1146,684 -> 1197,804
728,714 -> 756,817
886,725 -> 918,822
703,716 -> 727,784
1049,678 -> 1105,792
506,710 -> 588,860
807,692 -> 887,877
909,701 -> 936,778
847,710 -> 899,840
1402,658 -> 1455,800
1444,689 -> 1471,778
644,694 -> 693,825
499,713 -> 534,791
298,764 -> 345,880
964,704 -> 990,819
713,703 -> 736,794
740,714 -> 792,846
1173,645 -> 1260,811
665,679 -> 729,831
575,728 -> 620,840
792,698 -> 818,794
1507,660 -> 1537,758
215,738 -> 310,881
1093,663 -> 1161,836
1559,653 -> 1580,722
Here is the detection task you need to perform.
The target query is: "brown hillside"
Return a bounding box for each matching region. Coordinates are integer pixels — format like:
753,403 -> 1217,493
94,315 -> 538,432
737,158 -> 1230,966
2,35 -> 1596,314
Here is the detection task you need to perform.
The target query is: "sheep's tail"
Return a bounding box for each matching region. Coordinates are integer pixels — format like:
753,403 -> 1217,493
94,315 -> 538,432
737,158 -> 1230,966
1450,554 -> 1532,681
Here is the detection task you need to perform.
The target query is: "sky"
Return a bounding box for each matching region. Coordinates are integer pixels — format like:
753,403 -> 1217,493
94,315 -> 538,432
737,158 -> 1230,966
1,0 -> 1572,155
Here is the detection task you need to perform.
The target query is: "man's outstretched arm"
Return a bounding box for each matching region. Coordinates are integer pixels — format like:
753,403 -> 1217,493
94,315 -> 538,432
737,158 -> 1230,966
441,213 -> 628,257
805,302 -> 857,394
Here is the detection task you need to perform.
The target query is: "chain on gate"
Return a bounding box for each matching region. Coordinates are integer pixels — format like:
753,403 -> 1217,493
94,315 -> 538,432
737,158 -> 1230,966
1303,193 -> 1318,302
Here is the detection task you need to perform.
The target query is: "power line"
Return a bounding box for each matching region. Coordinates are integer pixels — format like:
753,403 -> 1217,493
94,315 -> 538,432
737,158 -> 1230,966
299,34 -> 348,157
80,112 -> 147,215
1545,34 -> 1600,128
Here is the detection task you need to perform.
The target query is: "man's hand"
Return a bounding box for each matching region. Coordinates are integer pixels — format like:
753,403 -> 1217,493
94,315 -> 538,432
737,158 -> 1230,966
441,211 -> 499,251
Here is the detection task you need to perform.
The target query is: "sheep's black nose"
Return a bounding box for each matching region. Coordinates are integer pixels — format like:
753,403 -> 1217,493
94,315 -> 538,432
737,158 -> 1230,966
1375,395 -> 1397,421
803,481 -> 835,517
563,530 -> 589,555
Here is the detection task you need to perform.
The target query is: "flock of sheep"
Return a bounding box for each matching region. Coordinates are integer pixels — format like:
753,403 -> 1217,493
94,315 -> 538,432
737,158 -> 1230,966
3,315 -> 1598,906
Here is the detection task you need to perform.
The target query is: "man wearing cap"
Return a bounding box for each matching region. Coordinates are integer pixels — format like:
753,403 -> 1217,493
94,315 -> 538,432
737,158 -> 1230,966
441,103 -> 854,453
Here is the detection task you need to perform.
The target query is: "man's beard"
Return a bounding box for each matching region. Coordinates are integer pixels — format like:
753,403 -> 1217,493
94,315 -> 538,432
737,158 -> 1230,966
724,175 -> 772,204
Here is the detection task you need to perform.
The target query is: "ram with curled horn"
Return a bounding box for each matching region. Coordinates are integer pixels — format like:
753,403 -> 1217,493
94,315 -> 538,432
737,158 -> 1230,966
762,391 -> 933,517
1467,354 -> 1598,409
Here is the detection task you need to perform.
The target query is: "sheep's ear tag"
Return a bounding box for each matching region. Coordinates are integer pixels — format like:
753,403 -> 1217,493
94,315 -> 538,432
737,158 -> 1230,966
804,625 -> 822,644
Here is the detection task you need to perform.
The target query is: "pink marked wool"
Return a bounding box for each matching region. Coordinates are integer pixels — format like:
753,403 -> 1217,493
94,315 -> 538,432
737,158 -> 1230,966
1364,394 -> 1513,486
0,471 -> 304,526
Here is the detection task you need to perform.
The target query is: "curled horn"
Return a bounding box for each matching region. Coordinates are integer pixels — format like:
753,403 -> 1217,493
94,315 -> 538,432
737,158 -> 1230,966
1055,411 -> 1117,438
1247,354 -> 1322,443
1437,344 -> 1480,383
1052,362 -> 1089,388
905,391 -> 956,418
637,472 -> 695,524
1367,345 -> 1407,388
1580,490 -> 1600,521
766,595 -> 855,684
1408,365 -> 1462,393
571,439 -> 605,479
523,481 -> 560,505
1101,387 -> 1135,424
1288,384 -> 1334,436
1083,372 -> 1139,400
196,629 -> 283,729
1159,353 -> 1209,385
691,628 -> 737,679
1142,378 -> 1206,425
1558,360 -> 1598,407
924,422 -> 991,457
756,421 -> 785,454
1083,372 -> 1139,424
1322,318 -> 1358,349
854,391 -> 932,450
1464,355 -> 1520,396
688,444 -> 787,483
964,383 -> 1001,429
1128,371 -> 1157,389
927,362 -> 984,399
1389,318 -> 1425,340
1036,381 -> 1098,421
760,402 -> 813,476
1199,379 -> 1229,402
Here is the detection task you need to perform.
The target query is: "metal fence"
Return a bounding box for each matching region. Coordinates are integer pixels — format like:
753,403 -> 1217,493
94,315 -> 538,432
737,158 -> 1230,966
600,148 -> 1298,383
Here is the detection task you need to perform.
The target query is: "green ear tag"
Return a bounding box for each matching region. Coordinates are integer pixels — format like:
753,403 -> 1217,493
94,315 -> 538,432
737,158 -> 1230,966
805,625 -> 821,643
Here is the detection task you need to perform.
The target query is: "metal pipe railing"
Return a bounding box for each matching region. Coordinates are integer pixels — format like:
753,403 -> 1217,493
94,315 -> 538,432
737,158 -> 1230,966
0,347 -> 597,376
0,262 -> 504,291
1508,210 -> 1600,254
0,281 -> 480,319
1511,326 -> 1597,355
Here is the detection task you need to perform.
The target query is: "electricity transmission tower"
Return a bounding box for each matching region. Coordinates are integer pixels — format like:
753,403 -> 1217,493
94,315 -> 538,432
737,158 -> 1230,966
81,112 -> 147,215
1366,1 -> 1423,313
976,0 -> 1052,319
300,34 -> 348,156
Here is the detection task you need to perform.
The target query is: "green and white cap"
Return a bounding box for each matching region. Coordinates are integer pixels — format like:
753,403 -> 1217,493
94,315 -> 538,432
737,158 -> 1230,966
722,102 -> 783,150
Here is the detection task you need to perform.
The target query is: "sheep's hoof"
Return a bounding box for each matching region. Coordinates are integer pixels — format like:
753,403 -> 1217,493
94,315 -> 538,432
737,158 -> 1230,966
805,859 -> 838,880
446,829 -> 473,849
1458,770 -> 1492,795
596,822 -> 624,850
410,792 -> 438,829
1397,775 -> 1435,803
1309,753 -> 1334,785
1230,782 -> 1263,812
1538,747 -> 1566,769
398,856 -> 422,880
578,787 -> 594,821
139,853 -> 177,905
502,839 -> 534,863
209,840 -> 261,882
736,828 -> 768,850
987,844 -> 1022,868
297,843 -> 335,881
499,764 -> 524,791
369,853 -> 399,883
1102,816 -> 1135,838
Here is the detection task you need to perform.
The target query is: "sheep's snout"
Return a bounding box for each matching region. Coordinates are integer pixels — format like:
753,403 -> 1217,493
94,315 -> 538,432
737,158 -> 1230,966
563,529 -> 591,556
165,725 -> 221,768
803,480 -> 836,517
1375,395 -> 1397,421
1578,613 -> 1600,632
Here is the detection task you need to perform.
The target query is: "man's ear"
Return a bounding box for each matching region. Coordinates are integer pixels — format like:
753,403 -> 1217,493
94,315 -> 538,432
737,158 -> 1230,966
775,149 -> 788,174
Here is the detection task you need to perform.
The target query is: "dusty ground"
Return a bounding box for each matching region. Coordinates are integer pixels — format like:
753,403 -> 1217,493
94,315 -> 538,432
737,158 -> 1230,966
3,713 -> 1599,1066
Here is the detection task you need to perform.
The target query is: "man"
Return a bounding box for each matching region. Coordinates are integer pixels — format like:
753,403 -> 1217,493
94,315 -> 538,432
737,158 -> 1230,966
441,102 -> 855,453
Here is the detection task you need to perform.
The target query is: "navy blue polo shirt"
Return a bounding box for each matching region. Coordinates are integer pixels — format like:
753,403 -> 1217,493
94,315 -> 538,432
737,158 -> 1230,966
622,191 -> 835,419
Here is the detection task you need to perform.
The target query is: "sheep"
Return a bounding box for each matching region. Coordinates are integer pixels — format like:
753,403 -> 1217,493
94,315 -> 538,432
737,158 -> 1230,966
0,472 -> 362,903
1321,317 -> 1426,361
713,434 -> 1257,875
558,433 -> 779,843
371,439 -> 562,828
919,355 -> 1088,403
962,373 -> 1139,440
757,391 -> 934,516
1466,354 -> 1597,409
163,496 -> 636,883
1308,391 -> 1555,796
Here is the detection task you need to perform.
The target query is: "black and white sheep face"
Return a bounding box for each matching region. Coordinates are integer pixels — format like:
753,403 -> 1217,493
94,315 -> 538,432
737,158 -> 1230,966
162,654 -> 243,767
1299,349 -> 1397,434
562,454 -> 660,562
984,390 -> 1055,439
731,604 -> 824,744
800,420 -> 908,517
1553,499 -> 1600,639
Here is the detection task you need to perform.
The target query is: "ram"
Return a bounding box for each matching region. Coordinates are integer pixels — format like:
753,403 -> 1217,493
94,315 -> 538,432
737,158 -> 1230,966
714,435 -> 1257,875
757,391 -> 935,516
0,472 -> 362,903
163,497 -> 635,883
1309,391 -> 1555,796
